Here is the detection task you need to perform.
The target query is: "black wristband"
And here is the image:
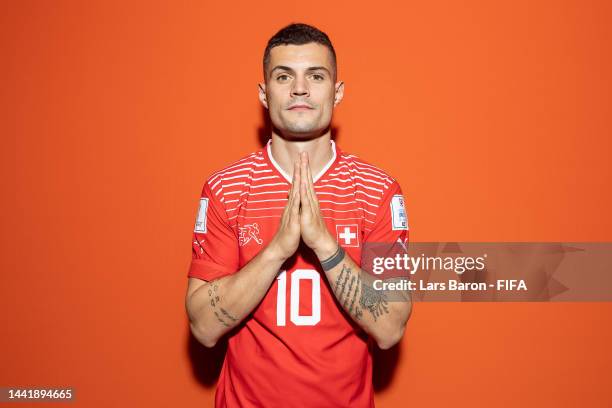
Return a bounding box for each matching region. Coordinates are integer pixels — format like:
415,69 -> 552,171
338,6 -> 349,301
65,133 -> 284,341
320,245 -> 345,271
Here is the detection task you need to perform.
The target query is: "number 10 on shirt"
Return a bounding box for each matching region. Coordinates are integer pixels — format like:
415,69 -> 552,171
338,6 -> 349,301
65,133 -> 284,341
276,269 -> 321,326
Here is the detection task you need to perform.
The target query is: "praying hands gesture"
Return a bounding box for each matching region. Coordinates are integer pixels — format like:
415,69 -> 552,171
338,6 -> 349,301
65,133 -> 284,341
268,151 -> 338,262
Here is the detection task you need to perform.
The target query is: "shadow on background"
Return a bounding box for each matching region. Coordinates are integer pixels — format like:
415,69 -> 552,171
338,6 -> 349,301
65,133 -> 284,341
373,342 -> 401,392
187,331 -> 227,387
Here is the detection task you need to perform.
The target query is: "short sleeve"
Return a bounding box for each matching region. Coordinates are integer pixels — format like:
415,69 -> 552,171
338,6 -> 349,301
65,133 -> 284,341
364,181 -> 409,243
188,181 -> 240,281
361,181 -> 409,277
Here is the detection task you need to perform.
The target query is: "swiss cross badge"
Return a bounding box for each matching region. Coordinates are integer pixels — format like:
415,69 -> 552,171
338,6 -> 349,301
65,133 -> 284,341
335,224 -> 360,248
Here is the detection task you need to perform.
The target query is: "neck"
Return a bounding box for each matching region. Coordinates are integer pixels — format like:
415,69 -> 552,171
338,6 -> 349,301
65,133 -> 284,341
269,130 -> 334,179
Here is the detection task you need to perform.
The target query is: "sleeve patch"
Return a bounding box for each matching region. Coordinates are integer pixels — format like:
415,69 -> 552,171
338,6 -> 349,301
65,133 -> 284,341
194,198 -> 209,233
390,194 -> 408,230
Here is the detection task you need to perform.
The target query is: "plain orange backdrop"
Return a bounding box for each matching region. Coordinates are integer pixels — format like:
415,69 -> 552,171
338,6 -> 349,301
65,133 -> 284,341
1,1 -> 611,407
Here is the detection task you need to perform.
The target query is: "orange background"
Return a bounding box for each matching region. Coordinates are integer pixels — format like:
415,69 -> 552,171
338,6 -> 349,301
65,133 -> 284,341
1,1 -> 611,407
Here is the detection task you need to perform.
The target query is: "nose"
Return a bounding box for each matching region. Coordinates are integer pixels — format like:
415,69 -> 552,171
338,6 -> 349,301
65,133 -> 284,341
291,75 -> 309,97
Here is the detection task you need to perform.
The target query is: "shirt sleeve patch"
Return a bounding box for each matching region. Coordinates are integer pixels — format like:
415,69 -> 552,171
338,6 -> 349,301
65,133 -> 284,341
390,194 -> 408,230
194,198 -> 209,233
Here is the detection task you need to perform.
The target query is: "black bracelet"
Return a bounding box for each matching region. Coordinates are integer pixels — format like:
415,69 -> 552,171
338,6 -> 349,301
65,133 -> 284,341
320,245 -> 345,271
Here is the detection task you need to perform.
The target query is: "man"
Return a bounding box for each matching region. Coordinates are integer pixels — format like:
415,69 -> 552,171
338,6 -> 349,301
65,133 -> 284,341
185,23 -> 412,407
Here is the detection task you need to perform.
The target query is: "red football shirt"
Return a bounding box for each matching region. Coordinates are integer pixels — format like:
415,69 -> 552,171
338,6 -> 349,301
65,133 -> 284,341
188,139 -> 409,408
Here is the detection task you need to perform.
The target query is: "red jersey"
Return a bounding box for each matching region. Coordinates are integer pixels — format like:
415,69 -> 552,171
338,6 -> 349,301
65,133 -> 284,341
188,139 -> 409,408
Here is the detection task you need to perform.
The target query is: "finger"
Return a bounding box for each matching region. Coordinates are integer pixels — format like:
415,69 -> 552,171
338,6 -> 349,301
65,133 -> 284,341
288,160 -> 298,201
282,161 -> 299,225
291,160 -> 301,219
300,164 -> 312,214
300,151 -> 309,189
294,159 -> 301,197
302,152 -> 318,211
305,154 -> 319,209
282,164 -> 295,215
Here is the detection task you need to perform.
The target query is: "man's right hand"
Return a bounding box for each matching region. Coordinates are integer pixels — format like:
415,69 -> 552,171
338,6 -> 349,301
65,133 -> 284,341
266,160 -> 301,262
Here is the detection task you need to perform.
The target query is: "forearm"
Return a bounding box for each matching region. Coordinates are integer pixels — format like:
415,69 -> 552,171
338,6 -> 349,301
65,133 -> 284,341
187,244 -> 286,347
316,244 -> 412,350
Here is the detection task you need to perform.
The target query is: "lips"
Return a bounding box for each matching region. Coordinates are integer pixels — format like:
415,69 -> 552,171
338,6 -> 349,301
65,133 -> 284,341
288,104 -> 313,110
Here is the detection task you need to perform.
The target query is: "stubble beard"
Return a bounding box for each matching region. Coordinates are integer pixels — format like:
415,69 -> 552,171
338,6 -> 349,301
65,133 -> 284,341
276,111 -> 323,140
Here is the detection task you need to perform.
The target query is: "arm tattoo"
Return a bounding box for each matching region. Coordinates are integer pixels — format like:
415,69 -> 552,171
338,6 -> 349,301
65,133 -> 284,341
359,280 -> 389,322
333,265 -> 347,292
206,279 -> 237,327
213,310 -> 230,327
333,264 -> 365,321
343,276 -> 356,308
332,263 -> 390,323
336,265 -> 351,302
347,272 -> 361,316
220,307 -> 238,322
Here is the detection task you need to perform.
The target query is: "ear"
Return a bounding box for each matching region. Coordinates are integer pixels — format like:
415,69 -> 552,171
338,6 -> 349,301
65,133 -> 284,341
333,81 -> 345,107
258,83 -> 268,109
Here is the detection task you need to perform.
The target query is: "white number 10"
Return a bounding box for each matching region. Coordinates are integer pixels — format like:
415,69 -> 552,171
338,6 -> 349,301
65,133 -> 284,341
276,269 -> 321,326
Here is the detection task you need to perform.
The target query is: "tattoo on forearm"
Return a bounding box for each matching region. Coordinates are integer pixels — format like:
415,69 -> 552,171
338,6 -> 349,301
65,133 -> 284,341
333,266 -> 346,292
347,273 -> 360,315
338,266 -> 351,302
331,262 -> 390,322
206,279 -> 236,327
359,281 -> 389,322
343,276 -> 356,308
333,264 -> 364,321
213,310 -> 230,327
220,307 -> 237,322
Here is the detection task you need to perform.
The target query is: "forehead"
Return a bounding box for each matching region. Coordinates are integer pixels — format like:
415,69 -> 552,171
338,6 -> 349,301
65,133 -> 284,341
268,42 -> 333,71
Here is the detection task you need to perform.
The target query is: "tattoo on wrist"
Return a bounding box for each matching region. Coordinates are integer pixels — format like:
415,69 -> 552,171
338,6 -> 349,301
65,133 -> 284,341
320,245 -> 345,271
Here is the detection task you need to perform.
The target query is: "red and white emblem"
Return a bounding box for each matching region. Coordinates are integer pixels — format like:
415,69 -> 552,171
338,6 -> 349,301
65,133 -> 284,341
335,224 -> 359,247
239,223 -> 263,247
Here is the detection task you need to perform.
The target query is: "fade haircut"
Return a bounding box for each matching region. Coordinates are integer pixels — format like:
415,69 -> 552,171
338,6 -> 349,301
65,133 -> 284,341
263,23 -> 337,82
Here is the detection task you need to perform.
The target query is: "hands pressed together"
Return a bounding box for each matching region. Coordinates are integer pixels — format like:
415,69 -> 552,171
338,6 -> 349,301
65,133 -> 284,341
268,151 -> 339,262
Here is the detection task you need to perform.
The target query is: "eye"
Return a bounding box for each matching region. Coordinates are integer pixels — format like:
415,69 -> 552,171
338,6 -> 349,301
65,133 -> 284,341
276,74 -> 290,81
312,74 -> 325,81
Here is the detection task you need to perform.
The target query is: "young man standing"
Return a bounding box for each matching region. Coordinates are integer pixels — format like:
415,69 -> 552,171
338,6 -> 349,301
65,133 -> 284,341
185,23 -> 411,407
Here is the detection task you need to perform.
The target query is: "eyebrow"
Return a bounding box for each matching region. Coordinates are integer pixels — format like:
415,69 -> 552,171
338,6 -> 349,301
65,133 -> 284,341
270,65 -> 331,76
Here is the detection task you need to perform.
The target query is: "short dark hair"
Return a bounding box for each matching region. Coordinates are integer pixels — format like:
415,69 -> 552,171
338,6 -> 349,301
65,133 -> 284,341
263,23 -> 337,81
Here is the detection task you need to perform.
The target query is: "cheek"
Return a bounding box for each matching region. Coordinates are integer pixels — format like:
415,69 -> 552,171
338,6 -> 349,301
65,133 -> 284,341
315,89 -> 335,110
318,97 -> 334,117
267,99 -> 284,118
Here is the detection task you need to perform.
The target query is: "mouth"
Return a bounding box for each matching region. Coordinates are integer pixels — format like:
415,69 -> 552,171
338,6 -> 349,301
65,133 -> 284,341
288,104 -> 314,111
